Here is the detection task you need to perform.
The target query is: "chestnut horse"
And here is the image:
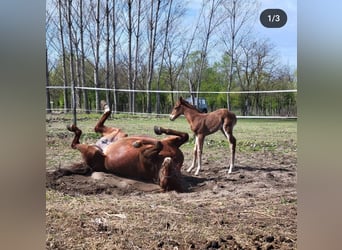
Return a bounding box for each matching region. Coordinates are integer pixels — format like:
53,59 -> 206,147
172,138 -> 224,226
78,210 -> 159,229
57,104 -> 189,192
170,97 -> 237,175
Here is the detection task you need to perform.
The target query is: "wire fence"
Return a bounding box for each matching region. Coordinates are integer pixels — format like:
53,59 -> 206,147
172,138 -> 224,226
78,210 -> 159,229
46,86 -> 297,119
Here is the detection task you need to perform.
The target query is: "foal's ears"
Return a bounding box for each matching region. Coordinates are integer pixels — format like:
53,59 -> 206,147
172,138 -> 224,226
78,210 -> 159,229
179,96 -> 184,102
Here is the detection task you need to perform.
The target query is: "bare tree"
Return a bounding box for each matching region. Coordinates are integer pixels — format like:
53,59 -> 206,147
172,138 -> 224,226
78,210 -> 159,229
111,0 -> 119,113
46,47 -> 51,113
146,0 -> 161,113
105,0 -> 111,108
195,0 -> 224,106
69,1 -> 81,110
155,0 -> 173,114
127,0 -> 133,112
132,0 -> 142,114
167,1 -> 202,104
94,0 -> 101,112
87,0 -> 102,112
79,0 -> 89,113
160,1 -> 187,106
57,0 -> 69,112
45,6 -> 54,113
165,32 -> 190,107
221,0 -> 258,110
67,0 -> 77,123
235,39 -> 276,116
253,40 -> 276,114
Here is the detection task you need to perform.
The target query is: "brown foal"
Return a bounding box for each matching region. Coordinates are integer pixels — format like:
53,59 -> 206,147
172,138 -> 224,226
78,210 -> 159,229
170,97 -> 237,175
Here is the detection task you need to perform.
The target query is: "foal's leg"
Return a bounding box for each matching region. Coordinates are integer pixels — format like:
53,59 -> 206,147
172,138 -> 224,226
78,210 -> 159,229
222,126 -> 236,174
187,135 -> 198,174
194,135 -> 204,176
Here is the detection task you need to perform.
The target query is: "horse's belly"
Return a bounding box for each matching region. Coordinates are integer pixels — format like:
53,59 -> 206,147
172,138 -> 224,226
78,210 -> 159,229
103,141 -> 154,180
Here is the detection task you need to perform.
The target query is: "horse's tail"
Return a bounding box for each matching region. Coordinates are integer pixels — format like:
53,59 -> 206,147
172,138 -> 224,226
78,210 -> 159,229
225,109 -> 237,127
53,162 -> 92,179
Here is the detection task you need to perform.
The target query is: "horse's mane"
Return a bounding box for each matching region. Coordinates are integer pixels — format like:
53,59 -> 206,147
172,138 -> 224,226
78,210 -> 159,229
180,98 -> 202,113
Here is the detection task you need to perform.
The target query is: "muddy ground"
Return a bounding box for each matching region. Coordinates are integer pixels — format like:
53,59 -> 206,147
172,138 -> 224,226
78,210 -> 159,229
46,149 -> 296,249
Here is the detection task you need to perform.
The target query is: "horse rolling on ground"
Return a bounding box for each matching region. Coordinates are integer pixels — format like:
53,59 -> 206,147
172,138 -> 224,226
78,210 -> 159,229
170,96 -> 237,175
56,102 -> 189,192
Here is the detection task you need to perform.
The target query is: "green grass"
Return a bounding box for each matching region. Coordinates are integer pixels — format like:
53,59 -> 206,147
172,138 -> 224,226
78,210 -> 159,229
46,114 -> 297,169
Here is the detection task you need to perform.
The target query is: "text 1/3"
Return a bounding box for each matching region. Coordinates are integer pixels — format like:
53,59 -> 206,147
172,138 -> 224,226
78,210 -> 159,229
260,9 -> 287,28
268,14 -> 280,23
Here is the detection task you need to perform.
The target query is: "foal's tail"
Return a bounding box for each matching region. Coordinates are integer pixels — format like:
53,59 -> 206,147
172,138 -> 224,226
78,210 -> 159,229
53,162 -> 92,179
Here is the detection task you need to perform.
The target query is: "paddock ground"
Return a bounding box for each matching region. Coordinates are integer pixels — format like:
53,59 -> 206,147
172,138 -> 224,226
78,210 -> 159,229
46,114 -> 297,249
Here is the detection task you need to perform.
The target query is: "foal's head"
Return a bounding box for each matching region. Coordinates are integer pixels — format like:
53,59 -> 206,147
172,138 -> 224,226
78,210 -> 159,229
170,97 -> 200,121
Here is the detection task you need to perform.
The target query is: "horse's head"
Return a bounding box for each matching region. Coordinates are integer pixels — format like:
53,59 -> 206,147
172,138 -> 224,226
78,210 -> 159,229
170,97 -> 186,121
159,157 -> 183,192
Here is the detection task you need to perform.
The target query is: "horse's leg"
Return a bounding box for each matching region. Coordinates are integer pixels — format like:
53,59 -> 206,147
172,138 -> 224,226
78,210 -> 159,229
187,135 -> 198,173
67,124 -> 82,149
222,126 -> 236,174
194,135 -> 204,176
154,127 -> 186,171
67,124 -> 98,161
159,157 -> 183,192
94,108 -> 112,135
154,126 -> 189,146
59,125 -> 95,176
94,102 -> 127,141
100,100 -> 110,112
140,140 -> 163,158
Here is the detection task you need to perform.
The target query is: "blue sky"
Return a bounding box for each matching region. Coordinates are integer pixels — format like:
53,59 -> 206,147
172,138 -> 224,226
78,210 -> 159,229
256,0 -> 297,70
186,0 -> 297,70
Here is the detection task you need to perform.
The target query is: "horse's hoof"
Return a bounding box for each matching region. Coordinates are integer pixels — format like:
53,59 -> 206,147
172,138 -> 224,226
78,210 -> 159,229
104,105 -> 110,113
154,126 -> 162,135
162,157 -> 172,166
100,100 -> 111,113
228,165 -> 234,174
67,124 -> 75,131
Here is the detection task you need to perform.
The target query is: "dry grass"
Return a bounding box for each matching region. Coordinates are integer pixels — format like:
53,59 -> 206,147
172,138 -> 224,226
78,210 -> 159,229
46,114 -> 297,249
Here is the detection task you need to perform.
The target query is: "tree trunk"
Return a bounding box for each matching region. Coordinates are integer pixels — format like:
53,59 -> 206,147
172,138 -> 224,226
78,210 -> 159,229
127,0 -> 133,112
94,0 -> 101,113
196,0 -> 216,106
105,0 -> 111,108
146,0 -> 161,113
79,0 -> 89,113
67,0 -> 77,124
58,0 -> 69,112
112,0 -> 118,113
46,47 -> 51,113
133,0 -> 142,114
226,0 -> 237,111
156,0 -> 173,114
